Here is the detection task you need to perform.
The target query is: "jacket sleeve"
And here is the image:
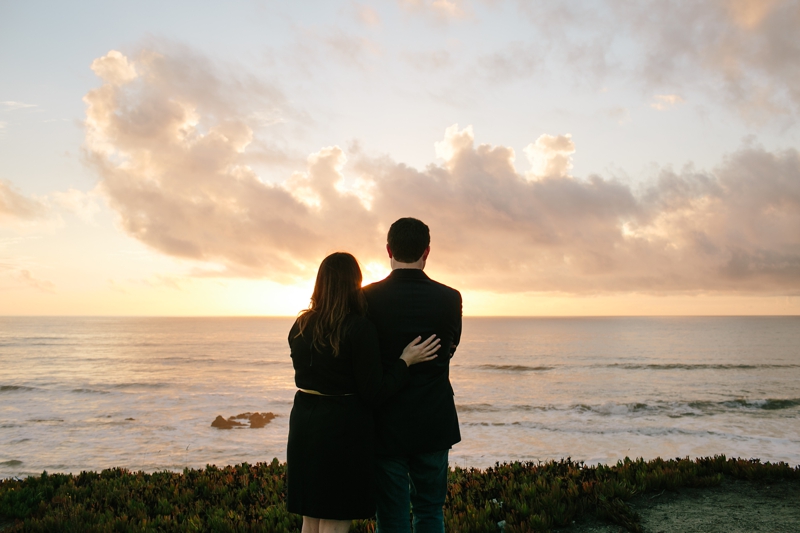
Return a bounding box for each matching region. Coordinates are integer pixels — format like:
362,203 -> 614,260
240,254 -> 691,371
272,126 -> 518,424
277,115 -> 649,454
450,290 -> 463,359
351,319 -> 410,408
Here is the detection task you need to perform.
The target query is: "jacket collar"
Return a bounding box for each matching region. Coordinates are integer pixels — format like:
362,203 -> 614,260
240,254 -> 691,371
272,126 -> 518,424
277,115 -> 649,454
387,268 -> 430,280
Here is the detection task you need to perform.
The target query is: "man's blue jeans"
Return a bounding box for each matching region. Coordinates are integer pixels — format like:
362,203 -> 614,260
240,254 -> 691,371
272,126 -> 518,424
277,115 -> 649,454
375,449 -> 449,533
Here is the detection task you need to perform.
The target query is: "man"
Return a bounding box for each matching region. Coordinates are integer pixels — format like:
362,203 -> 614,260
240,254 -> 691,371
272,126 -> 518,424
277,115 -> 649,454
363,217 -> 462,533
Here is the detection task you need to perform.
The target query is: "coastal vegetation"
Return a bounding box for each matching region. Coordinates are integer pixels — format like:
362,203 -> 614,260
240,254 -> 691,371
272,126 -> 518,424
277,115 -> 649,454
1,455 -> 798,532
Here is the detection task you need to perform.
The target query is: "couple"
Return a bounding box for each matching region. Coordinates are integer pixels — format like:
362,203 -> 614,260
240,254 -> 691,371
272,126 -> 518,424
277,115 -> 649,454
286,217 -> 462,533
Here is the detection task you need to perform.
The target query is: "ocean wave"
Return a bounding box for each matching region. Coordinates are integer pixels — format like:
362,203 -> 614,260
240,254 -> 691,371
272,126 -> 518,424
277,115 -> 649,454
3,336 -> 65,342
0,336 -> 76,347
458,402 -> 652,415
71,388 -> 110,394
156,357 -> 289,365
457,403 -> 501,413
459,421 -> 764,441
458,398 -> 800,417
464,362 -> 800,372
476,364 -> 555,372
719,398 -> 800,410
109,382 -> 168,389
574,402 -> 652,415
0,385 -> 36,393
457,403 -> 567,413
604,363 -> 800,371
0,460 -> 23,467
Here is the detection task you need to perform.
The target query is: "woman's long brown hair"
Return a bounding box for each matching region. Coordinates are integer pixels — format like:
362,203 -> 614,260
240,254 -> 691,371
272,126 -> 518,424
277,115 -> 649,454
295,252 -> 367,356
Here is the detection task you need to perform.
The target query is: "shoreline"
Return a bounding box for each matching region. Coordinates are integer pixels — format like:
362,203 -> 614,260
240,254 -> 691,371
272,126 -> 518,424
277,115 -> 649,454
2,456 -> 798,532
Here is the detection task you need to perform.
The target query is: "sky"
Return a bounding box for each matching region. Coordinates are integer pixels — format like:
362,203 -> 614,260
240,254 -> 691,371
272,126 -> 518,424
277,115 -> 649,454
1,0 -> 799,316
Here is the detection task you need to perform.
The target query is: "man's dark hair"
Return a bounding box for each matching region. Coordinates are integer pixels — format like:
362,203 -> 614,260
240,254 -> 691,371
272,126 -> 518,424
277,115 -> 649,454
387,218 -> 430,263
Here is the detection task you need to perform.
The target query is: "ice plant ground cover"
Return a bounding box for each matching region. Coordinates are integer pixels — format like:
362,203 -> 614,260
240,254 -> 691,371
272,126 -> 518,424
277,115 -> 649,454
1,456 -> 798,532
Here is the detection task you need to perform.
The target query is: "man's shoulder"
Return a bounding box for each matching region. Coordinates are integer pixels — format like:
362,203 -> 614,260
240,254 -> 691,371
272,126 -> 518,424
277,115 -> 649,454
427,277 -> 461,298
362,278 -> 386,298
364,275 -> 460,304
362,278 -> 383,291
364,272 -> 459,292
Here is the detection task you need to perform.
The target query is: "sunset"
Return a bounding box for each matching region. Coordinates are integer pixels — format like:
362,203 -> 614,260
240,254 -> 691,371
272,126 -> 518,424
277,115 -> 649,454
1,1 -> 799,531
2,1 -> 799,316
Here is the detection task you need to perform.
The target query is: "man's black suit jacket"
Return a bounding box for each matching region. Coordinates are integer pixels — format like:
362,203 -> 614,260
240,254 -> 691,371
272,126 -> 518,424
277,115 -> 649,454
363,268 -> 462,456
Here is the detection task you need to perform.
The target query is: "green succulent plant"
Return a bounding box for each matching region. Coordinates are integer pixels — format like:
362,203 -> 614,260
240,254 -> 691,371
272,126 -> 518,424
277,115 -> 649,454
0,456 -> 797,532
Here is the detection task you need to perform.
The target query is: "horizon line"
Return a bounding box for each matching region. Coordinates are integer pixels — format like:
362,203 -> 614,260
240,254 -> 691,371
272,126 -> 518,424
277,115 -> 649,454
1,314 -> 798,319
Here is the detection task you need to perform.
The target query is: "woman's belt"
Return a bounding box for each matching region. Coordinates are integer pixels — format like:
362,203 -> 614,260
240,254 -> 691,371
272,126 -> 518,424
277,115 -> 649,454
298,388 -> 356,397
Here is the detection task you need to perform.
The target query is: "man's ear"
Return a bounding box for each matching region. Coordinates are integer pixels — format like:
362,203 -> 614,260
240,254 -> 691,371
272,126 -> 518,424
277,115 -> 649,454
422,246 -> 430,260
386,244 -> 393,258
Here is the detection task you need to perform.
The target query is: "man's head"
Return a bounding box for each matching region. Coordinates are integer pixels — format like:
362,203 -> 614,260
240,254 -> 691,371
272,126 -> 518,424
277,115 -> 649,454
387,217 -> 430,267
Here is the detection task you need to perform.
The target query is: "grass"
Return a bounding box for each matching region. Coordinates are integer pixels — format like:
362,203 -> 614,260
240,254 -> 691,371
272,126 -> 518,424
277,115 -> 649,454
1,455 -> 798,532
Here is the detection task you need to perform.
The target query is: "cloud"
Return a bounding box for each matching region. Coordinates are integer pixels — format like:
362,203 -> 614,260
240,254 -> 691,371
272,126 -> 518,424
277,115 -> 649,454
512,0 -> 800,122
1,101 -> 37,111
605,106 -> 630,124
0,179 -> 46,222
289,27 -> 382,73
84,48 -> 377,282
477,41 -> 544,82
90,51 -> 137,86
2,180 -> 103,226
398,0 -> 470,21
106,279 -> 128,294
404,49 -> 453,72
611,0 -> 800,121
323,32 -> 382,69
17,270 -> 55,293
141,274 -> 187,291
650,94 -> 684,111
514,1 -> 617,84
52,188 -> 102,223
524,134 -> 575,179
355,4 -> 382,27
359,128 -> 800,294
85,49 -> 800,295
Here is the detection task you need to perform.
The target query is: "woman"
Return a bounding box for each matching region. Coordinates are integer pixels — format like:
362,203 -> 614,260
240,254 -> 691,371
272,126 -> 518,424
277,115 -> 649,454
286,252 -> 439,533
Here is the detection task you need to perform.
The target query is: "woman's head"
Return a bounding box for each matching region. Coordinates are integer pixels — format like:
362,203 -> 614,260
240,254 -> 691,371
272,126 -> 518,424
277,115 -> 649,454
296,252 -> 366,355
310,252 -> 363,311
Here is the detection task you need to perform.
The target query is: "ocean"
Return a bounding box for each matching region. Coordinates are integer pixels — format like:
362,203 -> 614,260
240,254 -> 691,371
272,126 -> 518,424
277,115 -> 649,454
1,316 -> 798,479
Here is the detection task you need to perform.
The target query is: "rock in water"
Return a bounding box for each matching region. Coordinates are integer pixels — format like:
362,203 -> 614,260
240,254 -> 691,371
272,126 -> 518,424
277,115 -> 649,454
211,412 -> 276,429
211,415 -> 246,429
248,412 -> 276,428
